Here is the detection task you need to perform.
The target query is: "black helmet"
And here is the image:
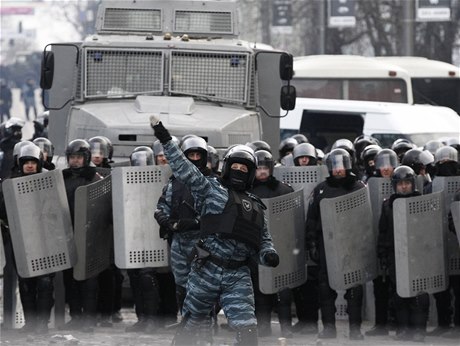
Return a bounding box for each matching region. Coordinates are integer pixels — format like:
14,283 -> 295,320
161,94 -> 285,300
391,138 -> 415,161
33,137 -> 54,162
88,136 -> 110,159
434,146 -> 458,164
152,140 -> 164,156
278,137 -> 297,160
292,134 -> 309,144
325,148 -> 352,173
293,143 -> 317,166
246,140 -> 272,153
401,149 -> 434,175
354,136 -> 380,164
361,144 -> 382,162
255,150 -> 274,175
130,146 -> 154,166
18,142 -> 42,174
207,145 -> 220,172
391,165 -> 416,194
423,140 -> 444,156
221,145 -> 257,190
181,136 -> 208,170
4,117 -> 24,138
331,139 -> 355,155
374,149 -> 399,172
65,139 -> 91,166
13,141 -> 34,165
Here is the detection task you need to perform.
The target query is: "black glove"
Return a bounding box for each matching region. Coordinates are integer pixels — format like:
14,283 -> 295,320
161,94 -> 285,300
150,116 -> 172,144
264,252 -> 280,268
154,209 -> 175,238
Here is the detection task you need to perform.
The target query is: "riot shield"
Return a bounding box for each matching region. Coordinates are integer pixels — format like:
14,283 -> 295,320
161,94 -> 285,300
73,175 -> 113,280
258,189 -> 306,294
112,165 -> 172,269
367,177 -> 393,239
273,165 -> 328,217
432,176 -> 460,275
3,170 -> 76,278
393,192 -> 447,298
95,167 -> 112,178
320,186 -> 377,291
451,201 -> 460,245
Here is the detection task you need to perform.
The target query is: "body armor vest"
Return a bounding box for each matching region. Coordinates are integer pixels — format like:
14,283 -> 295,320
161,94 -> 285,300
201,190 -> 264,250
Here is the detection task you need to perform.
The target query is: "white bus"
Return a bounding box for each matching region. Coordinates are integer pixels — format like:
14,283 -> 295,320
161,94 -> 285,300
280,98 -> 460,150
375,56 -> 460,114
292,55 -> 413,104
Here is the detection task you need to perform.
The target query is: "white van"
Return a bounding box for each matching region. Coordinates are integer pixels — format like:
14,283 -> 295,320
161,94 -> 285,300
280,98 -> 460,150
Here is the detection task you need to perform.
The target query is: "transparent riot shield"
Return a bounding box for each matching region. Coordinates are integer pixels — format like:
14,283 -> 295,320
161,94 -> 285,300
320,186 -> 377,291
273,165 -> 328,218
393,192 -> 447,298
432,176 -> 460,275
3,170 -> 76,278
73,175 -> 113,280
258,189 -> 306,294
112,165 -> 172,269
451,201 -> 460,245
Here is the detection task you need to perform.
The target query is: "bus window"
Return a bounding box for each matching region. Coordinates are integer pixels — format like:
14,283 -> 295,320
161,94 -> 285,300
293,55 -> 413,104
412,78 -> 460,114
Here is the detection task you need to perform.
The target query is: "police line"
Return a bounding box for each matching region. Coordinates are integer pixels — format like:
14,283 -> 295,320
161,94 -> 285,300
2,166 -> 459,298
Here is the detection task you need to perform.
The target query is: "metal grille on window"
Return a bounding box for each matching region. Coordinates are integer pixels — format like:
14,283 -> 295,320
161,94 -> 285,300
85,49 -> 163,98
174,10 -> 233,34
170,50 -> 249,104
103,8 -> 162,32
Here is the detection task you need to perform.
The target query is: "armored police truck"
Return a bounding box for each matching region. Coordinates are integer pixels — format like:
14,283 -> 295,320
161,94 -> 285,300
40,0 -> 295,164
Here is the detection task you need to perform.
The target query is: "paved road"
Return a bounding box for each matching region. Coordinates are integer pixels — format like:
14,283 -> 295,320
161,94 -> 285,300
1,308 -> 460,346
7,88 -> 44,140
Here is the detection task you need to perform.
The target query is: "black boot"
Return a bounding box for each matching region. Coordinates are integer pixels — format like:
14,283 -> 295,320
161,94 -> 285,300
35,275 -> 54,335
235,326 -> 258,346
318,303 -> 336,338
346,286 -> 364,341
277,289 -> 293,338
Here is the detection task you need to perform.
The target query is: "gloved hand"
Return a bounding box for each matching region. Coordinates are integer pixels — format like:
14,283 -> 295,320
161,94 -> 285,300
154,209 -> 175,239
264,252 -> 280,268
150,115 -> 171,144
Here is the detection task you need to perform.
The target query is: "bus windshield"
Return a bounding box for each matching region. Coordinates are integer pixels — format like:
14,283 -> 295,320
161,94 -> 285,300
293,78 -> 408,103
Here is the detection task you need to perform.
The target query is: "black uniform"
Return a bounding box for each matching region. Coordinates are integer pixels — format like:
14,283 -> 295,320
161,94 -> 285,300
377,191 -> 429,340
62,166 -> 102,331
305,174 -> 365,339
249,176 -> 294,337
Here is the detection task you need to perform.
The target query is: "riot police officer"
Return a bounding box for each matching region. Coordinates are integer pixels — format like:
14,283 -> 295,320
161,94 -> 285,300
0,117 -> 24,179
305,148 -> 366,340
428,146 -> 460,337
33,137 -> 55,171
249,150 -> 294,338
290,142 -> 320,335
1,143 -> 55,334
88,136 -> 112,169
124,146 -> 161,333
61,139 -> 103,333
151,117 -> 279,346
154,136 -> 210,314
377,166 -> 428,342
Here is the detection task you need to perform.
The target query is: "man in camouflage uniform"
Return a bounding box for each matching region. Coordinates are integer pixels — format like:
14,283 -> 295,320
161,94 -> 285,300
151,116 -> 279,346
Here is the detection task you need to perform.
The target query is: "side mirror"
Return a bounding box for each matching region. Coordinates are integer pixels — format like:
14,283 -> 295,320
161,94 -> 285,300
40,51 -> 54,90
280,85 -> 296,110
279,53 -> 293,81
